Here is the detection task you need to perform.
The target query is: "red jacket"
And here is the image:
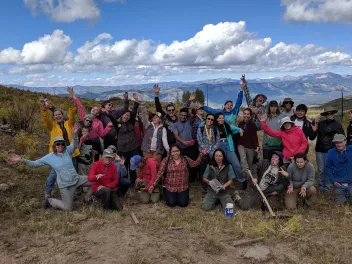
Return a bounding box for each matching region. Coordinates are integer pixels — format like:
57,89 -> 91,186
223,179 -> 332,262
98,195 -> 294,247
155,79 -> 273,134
88,160 -> 119,192
136,158 -> 159,190
261,121 -> 308,160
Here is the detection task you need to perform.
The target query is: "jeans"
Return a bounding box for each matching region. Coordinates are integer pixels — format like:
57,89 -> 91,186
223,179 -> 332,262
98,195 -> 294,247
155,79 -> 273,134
316,152 -> 331,192
117,177 -> 131,196
163,188 -> 189,207
219,142 -> 242,180
118,149 -> 139,185
48,176 -> 91,211
334,184 -> 352,204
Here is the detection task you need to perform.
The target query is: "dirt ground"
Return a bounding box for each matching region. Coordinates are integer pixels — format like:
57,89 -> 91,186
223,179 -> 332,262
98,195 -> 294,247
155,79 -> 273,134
1,132 -> 352,264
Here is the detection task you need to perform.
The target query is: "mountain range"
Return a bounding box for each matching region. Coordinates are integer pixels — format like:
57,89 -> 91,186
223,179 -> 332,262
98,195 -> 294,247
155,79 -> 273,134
5,72 -> 352,108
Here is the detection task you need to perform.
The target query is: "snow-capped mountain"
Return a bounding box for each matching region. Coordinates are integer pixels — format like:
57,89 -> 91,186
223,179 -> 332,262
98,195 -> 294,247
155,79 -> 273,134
5,72 -> 352,106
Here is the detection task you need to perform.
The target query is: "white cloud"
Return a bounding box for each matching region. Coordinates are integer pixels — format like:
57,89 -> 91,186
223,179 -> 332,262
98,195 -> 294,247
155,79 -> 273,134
24,0 -> 124,22
1,21 -> 352,83
0,30 -> 72,65
282,0 -> 352,23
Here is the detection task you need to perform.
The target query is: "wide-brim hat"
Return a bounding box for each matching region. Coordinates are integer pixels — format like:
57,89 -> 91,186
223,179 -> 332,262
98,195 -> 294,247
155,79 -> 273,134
280,116 -> 295,129
332,134 -> 346,143
320,106 -> 338,116
254,94 -> 267,103
53,136 -> 65,143
282,97 -> 294,106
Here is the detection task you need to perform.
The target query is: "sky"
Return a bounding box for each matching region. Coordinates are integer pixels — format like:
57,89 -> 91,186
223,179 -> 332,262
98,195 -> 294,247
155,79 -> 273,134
0,0 -> 352,87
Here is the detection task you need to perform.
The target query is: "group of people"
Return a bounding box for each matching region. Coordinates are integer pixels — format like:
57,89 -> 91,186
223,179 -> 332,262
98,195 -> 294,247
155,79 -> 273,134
7,79 -> 352,212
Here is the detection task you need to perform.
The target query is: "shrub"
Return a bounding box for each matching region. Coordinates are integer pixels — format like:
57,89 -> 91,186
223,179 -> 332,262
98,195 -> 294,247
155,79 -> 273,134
14,131 -> 40,158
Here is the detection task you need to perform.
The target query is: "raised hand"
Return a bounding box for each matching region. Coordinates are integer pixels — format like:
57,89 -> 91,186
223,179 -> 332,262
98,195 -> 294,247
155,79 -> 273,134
240,74 -> 247,90
72,123 -> 81,135
67,87 -> 74,96
119,156 -> 126,166
8,154 -> 21,163
189,93 -> 196,101
311,119 -> 319,131
257,114 -> 265,122
279,168 -> 289,177
153,84 -> 160,94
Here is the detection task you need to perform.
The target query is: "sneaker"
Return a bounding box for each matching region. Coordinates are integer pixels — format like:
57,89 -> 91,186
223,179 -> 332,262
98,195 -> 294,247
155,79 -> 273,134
42,196 -> 51,209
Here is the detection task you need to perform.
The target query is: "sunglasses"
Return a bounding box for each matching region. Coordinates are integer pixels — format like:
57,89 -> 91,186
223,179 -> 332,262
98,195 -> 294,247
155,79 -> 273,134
167,109 -> 175,112
107,103 -> 113,107
55,142 -> 65,147
180,114 -> 188,117
85,119 -> 92,122
283,101 -> 293,105
207,118 -> 214,121
327,112 -> 334,115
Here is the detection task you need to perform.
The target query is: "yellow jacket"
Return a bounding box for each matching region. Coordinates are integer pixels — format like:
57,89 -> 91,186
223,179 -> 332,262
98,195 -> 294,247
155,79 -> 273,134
41,106 -> 80,157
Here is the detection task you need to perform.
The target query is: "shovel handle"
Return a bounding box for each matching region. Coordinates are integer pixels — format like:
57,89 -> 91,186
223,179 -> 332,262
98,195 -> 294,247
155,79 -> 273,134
247,169 -> 276,217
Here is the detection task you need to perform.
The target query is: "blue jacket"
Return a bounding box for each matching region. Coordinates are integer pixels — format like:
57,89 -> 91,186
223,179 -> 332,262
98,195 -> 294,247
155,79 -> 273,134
22,136 -> 79,189
203,91 -> 243,126
113,161 -> 128,178
326,146 -> 352,184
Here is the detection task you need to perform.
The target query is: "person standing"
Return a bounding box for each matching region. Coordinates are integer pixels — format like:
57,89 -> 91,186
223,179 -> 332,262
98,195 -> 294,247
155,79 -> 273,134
237,108 -> 259,173
326,134 -> 352,204
281,98 -> 295,118
153,84 -> 178,145
259,100 -> 283,159
314,107 -> 345,193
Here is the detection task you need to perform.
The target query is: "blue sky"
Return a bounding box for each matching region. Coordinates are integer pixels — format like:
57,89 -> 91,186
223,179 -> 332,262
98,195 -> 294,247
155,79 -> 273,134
0,0 -> 352,86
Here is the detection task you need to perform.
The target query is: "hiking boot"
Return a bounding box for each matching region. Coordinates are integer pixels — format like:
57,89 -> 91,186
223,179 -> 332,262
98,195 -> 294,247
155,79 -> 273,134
303,198 -> 311,209
233,190 -> 242,202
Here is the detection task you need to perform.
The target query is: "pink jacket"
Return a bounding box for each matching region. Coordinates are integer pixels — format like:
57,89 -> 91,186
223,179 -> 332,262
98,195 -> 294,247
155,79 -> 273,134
260,121 -> 308,160
74,98 -> 111,139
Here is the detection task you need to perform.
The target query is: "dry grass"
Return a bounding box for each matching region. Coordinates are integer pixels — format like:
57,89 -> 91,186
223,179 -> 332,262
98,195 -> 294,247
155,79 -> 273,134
1,128 -> 352,263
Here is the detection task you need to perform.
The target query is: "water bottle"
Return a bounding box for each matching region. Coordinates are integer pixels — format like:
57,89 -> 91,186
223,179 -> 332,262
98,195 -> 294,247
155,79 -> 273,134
225,203 -> 234,217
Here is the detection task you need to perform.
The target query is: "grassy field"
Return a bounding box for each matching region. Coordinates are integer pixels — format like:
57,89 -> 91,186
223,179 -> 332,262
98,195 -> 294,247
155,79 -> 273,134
1,130 -> 352,264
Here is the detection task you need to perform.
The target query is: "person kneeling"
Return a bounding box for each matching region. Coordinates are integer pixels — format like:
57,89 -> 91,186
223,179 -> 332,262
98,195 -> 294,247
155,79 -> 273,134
285,153 -> 316,209
134,155 -> 161,204
88,149 -> 122,211
201,149 -> 236,211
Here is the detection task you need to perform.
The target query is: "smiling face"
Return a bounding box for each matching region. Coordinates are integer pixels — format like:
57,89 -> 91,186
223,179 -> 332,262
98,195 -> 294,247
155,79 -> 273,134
83,119 -> 92,127
91,106 -> 100,116
216,114 -> 225,125
105,103 -> 113,111
122,112 -> 131,122
179,111 -> 188,122
295,157 -> 306,169
152,115 -> 161,126
170,146 -> 181,160
243,109 -> 251,122
166,105 -> 175,118
214,150 -> 224,164
55,141 -> 66,153
206,115 -> 214,127
335,141 -> 346,151
54,110 -> 64,123
296,109 -> 306,119
283,101 -> 293,111
256,96 -> 264,106
283,122 -> 292,130
224,102 -> 233,112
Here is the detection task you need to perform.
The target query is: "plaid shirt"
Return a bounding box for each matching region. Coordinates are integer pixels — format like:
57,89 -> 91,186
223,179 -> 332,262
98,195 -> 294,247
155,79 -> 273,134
192,116 -> 203,140
151,153 -> 203,192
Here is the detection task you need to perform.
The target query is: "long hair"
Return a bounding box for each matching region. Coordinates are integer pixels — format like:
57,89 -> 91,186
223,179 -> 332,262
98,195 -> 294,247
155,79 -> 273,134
210,148 -> 229,167
266,104 -> 280,120
214,113 -> 231,134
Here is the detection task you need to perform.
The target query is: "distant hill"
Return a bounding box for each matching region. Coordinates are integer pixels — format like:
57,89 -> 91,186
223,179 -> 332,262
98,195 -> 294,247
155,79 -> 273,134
5,72 -> 352,107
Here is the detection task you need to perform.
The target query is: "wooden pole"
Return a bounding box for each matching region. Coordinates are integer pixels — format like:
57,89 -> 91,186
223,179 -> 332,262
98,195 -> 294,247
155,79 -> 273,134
247,170 -> 276,217
130,212 -> 139,224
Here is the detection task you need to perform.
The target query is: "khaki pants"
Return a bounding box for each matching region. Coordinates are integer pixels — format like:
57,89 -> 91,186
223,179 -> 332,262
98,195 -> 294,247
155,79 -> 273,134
238,145 -> 255,171
139,187 -> 160,204
201,191 -> 234,211
143,151 -> 162,164
285,186 -> 317,209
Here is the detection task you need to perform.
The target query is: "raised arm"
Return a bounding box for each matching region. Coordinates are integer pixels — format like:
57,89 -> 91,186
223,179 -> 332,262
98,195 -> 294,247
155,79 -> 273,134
230,90 -> 244,116
66,124 -> 80,155
68,87 -> 86,121
139,103 -> 151,129
162,128 -> 170,153
260,120 -> 282,139
153,84 -> 166,117
112,92 -> 130,119
241,76 -> 253,106
41,108 -> 53,131
67,106 -> 77,127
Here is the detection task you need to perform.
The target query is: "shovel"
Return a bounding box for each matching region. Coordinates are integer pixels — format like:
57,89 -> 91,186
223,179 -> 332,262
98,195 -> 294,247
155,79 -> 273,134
247,169 -> 292,220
